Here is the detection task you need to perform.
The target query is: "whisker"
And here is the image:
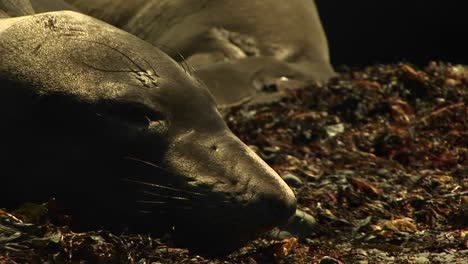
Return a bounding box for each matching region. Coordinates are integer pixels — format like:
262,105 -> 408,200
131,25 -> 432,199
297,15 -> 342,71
179,56 -> 194,76
124,178 -> 207,197
137,198 -> 232,212
137,200 -> 167,204
142,190 -> 190,201
157,43 -> 193,76
123,156 -> 173,175
137,201 -> 194,211
180,60 -> 190,75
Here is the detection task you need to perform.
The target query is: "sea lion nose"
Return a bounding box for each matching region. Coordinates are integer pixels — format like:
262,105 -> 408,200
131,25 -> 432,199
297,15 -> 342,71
272,189 -> 297,220
217,133 -> 297,224
261,180 -> 297,225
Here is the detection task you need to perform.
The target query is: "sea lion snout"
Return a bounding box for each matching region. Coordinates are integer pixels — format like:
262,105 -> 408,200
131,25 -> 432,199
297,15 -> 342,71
165,130 -> 297,227
228,138 -> 297,227
161,130 -> 296,253
257,180 -> 297,225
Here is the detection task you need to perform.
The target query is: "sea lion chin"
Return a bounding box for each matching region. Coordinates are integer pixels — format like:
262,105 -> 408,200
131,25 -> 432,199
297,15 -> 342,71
0,10 -> 296,255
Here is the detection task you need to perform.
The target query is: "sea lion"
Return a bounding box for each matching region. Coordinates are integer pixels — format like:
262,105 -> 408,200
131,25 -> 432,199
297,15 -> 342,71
0,10 -> 296,255
29,0 -> 78,13
58,0 -> 335,107
0,0 -> 34,17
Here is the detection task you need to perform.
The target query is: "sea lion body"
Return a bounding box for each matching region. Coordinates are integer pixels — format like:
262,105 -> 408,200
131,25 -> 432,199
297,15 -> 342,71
0,0 -> 34,17
63,0 -> 335,107
0,10 -> 296,254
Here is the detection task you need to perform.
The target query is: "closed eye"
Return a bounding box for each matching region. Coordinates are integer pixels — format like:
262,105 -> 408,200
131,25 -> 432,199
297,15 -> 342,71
103,101 -> 165,128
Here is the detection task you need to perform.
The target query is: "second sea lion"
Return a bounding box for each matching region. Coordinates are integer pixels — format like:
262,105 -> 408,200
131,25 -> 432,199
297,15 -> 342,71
62,0 -> 335,107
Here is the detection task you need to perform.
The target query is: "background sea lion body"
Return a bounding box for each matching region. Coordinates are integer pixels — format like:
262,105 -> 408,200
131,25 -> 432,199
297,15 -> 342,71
0,0 -> 34,17
0,10 -> 296,254
60,0 -> 335,107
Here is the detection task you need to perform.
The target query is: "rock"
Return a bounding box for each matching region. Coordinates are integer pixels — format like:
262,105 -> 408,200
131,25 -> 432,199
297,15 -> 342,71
280,209 -> 317,239
414,256 -> 431,264
319,256 -> 341,264
325,123 -> 345,138
265,230 -> 293,240
283,173 -> 303,187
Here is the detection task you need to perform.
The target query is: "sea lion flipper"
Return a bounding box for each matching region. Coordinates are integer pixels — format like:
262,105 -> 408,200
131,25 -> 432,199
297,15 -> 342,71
192,56 -> 310,107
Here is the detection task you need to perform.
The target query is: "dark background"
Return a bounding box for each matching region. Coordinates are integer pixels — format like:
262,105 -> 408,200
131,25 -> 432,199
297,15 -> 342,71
315,1 -> 467,67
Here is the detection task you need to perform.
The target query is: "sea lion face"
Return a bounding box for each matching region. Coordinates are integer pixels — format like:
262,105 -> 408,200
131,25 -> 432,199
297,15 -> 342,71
0,11 -> 295,254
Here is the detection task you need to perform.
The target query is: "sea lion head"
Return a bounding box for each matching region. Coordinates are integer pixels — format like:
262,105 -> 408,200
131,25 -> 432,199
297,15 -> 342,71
0,11 -> 296,254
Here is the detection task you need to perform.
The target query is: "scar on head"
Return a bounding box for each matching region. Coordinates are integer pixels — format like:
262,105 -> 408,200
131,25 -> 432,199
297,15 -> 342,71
71,39 -> 160,88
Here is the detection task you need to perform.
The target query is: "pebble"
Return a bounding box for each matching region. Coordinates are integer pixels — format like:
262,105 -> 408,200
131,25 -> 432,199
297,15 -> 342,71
280,209 -> 317,239
325,123 -> 345,138
319,256 -> 340,264
414,256 -> 431,264
376,168 -> 390,177
265,230 -> 293,240
283,173 -> 303,187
